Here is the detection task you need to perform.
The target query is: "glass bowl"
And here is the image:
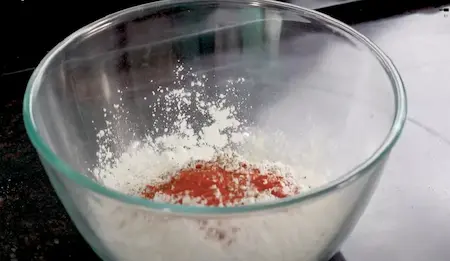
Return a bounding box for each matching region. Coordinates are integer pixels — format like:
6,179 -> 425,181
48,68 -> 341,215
23,0 -> 406,260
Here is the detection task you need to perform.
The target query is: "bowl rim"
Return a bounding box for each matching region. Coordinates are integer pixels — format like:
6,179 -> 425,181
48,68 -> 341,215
23,0 -> 407,215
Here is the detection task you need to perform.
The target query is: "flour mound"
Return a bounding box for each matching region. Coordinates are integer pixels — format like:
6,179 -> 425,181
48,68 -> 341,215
80,64 -> 338,261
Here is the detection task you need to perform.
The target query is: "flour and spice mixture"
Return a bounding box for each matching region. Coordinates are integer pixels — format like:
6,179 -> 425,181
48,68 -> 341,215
92,64 -> 319,205
84,64 -> 340,261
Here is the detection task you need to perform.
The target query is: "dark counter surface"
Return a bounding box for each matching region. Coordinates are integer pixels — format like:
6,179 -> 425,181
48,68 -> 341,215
1,1 -> 449,260
0,73 -> 99,260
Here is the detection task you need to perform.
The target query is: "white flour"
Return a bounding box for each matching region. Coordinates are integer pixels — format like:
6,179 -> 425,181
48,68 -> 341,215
78,64 -> 351,261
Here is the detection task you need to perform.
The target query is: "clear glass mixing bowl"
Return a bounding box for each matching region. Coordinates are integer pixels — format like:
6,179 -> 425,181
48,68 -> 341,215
23,0 -> 406,260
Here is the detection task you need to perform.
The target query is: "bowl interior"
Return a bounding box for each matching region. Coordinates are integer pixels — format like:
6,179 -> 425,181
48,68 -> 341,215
26,0 -> 400,208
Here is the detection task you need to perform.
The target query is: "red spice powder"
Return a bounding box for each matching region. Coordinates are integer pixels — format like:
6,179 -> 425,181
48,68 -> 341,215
141,161 -> 300,206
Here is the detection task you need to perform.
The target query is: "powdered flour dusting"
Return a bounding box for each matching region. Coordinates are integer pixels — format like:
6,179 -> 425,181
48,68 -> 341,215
78,63 -> 352,261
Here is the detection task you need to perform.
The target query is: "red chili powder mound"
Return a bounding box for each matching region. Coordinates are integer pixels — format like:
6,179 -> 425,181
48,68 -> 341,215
141,161 -> 300,206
